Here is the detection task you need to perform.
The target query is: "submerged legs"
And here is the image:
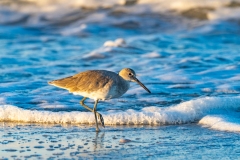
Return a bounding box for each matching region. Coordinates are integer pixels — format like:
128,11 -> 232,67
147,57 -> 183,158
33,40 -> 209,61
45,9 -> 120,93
93,100 -> 99,131
79,97 -> 105,131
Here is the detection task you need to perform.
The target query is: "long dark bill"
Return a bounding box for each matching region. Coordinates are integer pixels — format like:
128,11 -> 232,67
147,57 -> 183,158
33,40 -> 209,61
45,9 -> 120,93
133,77 -> 151,93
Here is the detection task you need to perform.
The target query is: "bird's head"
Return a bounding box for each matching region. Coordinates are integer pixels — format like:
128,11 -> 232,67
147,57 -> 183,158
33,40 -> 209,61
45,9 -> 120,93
119,68 -> 151,93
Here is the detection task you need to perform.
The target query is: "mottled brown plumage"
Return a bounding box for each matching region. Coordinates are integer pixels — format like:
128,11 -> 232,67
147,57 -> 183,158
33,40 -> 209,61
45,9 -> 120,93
48,68 -> 151,131
49,70 -> 130,100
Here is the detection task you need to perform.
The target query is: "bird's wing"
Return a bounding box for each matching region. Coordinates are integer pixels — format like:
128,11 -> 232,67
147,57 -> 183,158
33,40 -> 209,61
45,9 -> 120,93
49,70 -> 117,93
74,70 -> 115,93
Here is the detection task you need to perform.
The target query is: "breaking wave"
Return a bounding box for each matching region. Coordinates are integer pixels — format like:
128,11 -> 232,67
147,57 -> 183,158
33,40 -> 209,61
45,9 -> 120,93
1,96 -> 240,132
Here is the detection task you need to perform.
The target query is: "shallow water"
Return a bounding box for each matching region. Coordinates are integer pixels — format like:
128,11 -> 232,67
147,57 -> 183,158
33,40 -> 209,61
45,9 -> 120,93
1,123 -> 240,159
1,0 -> 240,158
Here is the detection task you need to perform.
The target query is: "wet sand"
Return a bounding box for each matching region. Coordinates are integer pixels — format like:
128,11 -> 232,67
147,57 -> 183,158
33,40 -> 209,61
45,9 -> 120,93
0,123 -> 239,159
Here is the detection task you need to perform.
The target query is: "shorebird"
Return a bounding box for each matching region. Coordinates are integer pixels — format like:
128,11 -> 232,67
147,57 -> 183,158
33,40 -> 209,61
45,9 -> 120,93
48,68 -> 151,131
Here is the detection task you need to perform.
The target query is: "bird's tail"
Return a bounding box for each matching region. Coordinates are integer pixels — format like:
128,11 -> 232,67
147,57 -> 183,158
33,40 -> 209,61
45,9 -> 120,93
48,75 -> 77,91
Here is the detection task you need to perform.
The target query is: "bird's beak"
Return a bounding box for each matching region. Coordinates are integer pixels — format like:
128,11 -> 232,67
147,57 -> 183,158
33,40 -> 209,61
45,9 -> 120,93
133,77 -> 151,93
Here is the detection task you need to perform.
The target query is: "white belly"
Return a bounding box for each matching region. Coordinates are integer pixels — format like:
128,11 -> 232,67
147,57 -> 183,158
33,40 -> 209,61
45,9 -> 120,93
72,85 -> 125,101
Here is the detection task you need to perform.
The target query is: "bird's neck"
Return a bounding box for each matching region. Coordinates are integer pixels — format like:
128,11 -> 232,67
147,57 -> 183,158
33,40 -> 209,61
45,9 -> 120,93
120,78 -> 130,93
125,80 -> 130,89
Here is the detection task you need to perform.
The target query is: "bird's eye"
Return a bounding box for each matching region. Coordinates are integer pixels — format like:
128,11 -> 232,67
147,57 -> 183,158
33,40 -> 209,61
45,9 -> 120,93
129,73 -> 132,76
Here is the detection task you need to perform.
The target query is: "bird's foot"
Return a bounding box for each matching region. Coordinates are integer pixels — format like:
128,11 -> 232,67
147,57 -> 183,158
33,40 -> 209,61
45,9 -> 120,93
97,113 -> 105,128
96,128 -> 100,132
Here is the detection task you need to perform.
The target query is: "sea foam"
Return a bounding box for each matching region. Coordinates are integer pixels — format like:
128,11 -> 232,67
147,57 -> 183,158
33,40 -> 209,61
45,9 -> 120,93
0,96 -> 240,132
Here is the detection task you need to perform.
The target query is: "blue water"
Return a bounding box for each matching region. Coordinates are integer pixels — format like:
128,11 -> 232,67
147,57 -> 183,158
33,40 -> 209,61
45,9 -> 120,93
1,0 -> 240,158
1,21 -> 240,110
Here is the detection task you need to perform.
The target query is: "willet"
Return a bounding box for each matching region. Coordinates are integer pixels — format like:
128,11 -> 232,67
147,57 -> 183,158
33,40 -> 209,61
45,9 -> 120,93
48,68 -> 151,131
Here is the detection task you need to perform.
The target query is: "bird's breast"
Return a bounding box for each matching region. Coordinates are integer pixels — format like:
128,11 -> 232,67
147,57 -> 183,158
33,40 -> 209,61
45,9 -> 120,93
106,79 -> 130,99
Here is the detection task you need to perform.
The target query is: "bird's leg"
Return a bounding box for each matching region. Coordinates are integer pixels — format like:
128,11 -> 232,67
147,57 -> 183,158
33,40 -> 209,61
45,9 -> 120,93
93,100 -> 100,132
79,97 -> 105,128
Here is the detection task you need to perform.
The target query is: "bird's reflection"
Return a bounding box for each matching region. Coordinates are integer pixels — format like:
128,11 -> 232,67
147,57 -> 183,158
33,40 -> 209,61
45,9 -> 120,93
93,131 -> 105,150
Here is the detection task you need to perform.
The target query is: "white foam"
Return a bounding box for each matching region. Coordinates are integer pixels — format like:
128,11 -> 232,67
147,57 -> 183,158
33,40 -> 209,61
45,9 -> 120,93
103,38 -> 126,47
199,115 -> 240,132
142,52 -> 161,58
82,38 -> 127,59
157,71 -> 190,83
61,24 -> 87,36
202,88 -> 212,93
1,97 -> 240,133
82,47 -> 112,59
216,84 -> 238,94
0,97 -> 6,105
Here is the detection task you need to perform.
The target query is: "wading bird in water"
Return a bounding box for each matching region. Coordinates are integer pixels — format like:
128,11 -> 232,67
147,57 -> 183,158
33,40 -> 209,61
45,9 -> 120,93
48,68 -> 151,131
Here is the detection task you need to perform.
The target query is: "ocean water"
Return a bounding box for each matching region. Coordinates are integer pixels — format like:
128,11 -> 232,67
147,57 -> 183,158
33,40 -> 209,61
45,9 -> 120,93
1,0 -> 240,159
